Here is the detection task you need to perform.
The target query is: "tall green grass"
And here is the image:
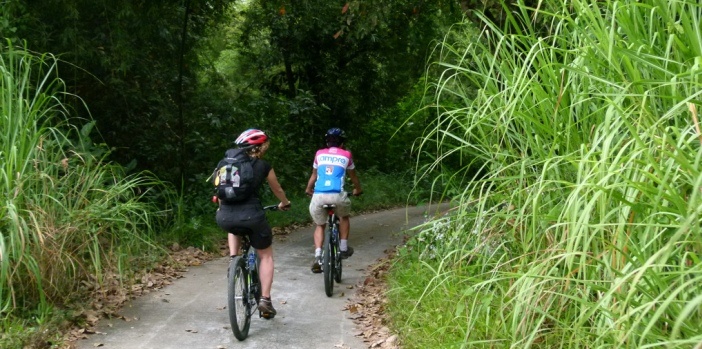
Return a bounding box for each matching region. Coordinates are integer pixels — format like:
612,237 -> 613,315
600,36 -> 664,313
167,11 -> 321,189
0,43 -> 174,345
391,0 -> 702,347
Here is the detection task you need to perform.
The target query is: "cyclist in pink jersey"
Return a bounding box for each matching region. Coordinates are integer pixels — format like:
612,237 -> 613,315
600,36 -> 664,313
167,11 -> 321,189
305,128 -> 363,273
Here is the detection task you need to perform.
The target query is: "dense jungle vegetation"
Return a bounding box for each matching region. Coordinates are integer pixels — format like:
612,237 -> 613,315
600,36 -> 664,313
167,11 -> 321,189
2,0 -> 702,348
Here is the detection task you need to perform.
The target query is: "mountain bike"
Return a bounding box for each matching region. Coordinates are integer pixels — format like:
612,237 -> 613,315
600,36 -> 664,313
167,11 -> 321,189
227,204 -> 279,341
321,204 -> 342,297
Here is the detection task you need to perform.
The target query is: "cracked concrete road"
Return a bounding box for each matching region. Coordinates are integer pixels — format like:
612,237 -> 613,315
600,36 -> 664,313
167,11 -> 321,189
74,203 -> 449,349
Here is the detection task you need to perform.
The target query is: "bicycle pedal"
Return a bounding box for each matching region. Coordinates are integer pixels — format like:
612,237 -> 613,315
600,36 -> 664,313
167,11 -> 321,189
260,312 -> 275,319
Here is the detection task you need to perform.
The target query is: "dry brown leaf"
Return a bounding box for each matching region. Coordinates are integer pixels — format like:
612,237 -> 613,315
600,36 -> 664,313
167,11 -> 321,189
346,249 -> 403,349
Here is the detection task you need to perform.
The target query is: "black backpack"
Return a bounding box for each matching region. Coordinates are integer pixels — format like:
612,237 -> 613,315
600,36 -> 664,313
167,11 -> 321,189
212,148 -> 256,203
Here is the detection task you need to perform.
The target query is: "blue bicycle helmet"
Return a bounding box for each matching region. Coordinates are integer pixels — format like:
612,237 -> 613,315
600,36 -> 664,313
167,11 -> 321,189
325,127 -> 346,143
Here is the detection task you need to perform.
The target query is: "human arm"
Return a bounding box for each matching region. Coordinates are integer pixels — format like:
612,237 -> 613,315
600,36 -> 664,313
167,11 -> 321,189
348,168 -> 363,196
305,168 -> 317,197
266,168 -> 291,210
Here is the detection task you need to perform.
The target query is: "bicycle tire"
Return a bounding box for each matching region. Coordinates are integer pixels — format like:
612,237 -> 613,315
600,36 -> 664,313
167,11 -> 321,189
228,256 -> 251,341
323,227 -> 334,297
333,224 -> 342,283
334,250 -> 342,283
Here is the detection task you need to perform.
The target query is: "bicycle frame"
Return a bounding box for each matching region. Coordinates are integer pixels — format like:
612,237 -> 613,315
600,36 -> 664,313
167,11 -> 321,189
242,237 -> 260,311
326,206 -> 339,245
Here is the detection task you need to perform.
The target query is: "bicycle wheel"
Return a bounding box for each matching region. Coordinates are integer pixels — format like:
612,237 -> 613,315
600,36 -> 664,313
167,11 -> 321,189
250,253 -> 262,305
323,227 -> 334,297
333,226 -> 342,283
228,256 -> 251,341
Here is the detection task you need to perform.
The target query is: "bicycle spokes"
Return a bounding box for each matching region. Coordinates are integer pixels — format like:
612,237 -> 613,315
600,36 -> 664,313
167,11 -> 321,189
229,257 -> 252,341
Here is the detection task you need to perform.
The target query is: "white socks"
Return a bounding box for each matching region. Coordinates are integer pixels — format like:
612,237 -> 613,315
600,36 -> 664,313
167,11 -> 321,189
317,241 -> 349,254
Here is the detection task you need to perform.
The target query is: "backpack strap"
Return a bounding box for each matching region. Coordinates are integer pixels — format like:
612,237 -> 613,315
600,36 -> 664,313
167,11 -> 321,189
224,148 -> 257,167
224,148 -> 248,159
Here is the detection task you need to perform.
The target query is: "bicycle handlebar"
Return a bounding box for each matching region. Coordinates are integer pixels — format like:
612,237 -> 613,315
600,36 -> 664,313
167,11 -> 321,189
263,203 -> 291,211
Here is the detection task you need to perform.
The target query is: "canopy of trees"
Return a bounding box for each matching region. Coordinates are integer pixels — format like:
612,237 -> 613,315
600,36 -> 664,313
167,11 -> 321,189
0,0 -> 525,200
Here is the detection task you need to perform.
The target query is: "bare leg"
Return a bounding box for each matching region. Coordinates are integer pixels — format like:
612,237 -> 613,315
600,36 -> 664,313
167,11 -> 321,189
313,224 -> 325,249
228,233 -> 241,256
256,246 -> 274,298
339,216 -> 350,240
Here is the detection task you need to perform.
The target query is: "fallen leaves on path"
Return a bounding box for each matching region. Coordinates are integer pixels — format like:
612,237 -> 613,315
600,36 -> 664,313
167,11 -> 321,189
62,227 -> 403,349
62,245 -> 218,348
345,248 -> 402,349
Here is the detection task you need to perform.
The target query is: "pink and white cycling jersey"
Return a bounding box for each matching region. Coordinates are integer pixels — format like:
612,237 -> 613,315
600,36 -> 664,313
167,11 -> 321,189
312,147 -> 355,193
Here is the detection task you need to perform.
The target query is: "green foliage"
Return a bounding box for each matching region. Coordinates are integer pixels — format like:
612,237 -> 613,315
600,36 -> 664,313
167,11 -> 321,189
172,167 -> 438,253
1,0 -> 231,186
388,241 -> 474,349
2,0 -> 464,228
392,0 -> 702,347
0,44 -> 176,347
0,306 -> 74,349
210,0 -> 464,173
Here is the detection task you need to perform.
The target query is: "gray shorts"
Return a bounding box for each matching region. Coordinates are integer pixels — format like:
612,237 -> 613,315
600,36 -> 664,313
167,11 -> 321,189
309,192 -> 351,225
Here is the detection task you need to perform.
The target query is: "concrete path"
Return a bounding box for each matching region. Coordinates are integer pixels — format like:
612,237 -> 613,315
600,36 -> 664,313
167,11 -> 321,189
75,203 -> 449,349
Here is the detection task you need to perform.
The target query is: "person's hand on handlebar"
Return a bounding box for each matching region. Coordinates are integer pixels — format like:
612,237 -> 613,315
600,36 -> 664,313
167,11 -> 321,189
278,201 -> 292,211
